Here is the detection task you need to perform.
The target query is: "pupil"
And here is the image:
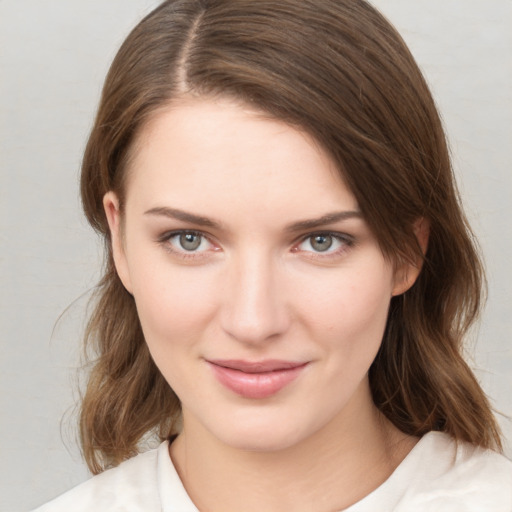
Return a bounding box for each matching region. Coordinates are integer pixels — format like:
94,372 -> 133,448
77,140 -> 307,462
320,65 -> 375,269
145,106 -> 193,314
311,235 -> 332,252
180,233 -> 201,251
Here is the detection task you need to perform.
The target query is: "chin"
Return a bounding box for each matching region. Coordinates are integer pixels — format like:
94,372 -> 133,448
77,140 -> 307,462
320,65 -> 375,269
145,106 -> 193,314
205,410 -> 323,454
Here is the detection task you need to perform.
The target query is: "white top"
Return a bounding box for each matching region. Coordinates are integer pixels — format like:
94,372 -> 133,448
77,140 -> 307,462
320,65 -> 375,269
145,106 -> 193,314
33,432 -> 512,511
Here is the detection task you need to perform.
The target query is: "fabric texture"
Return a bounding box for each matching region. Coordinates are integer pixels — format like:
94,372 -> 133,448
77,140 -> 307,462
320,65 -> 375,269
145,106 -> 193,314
33,432 -> 512,511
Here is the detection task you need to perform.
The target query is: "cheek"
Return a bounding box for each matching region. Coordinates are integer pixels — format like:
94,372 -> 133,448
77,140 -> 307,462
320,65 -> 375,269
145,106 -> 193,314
129,265 -> 220,400
127,254 -> 219,350
301,271 -> 392,405
299,263 -> 393,353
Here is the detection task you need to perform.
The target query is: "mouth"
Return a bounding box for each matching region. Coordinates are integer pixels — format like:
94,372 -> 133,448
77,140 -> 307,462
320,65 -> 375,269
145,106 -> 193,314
206,359 -> 308,399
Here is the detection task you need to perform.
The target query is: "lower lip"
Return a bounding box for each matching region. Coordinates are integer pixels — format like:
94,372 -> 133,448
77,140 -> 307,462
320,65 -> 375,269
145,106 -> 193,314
208,362 -> 307,399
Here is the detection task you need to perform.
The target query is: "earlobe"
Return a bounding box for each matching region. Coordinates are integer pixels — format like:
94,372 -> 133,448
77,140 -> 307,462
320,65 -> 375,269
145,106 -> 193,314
103,192 -> 133,294
392,217 -> 430,296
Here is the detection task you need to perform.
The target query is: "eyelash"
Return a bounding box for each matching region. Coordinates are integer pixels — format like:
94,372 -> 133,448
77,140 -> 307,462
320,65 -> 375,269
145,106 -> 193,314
157,230 -> 355,260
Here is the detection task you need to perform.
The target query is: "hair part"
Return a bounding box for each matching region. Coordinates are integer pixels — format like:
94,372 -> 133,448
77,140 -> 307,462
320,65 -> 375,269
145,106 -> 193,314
80,0 -> 501,473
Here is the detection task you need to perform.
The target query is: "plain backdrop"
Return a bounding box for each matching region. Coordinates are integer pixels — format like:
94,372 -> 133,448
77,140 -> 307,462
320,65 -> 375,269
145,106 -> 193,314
1,1 -> 511,510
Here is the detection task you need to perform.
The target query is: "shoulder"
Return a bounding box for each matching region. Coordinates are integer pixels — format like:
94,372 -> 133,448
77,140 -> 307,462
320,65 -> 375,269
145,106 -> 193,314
347,432 -> 512,512
32,443 -> 163,512
397,432 -> 512,511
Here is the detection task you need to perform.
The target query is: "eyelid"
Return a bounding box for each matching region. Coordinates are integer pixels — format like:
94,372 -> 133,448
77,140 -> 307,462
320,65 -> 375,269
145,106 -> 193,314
295,230 -> 354,243
157,228 -> 213,242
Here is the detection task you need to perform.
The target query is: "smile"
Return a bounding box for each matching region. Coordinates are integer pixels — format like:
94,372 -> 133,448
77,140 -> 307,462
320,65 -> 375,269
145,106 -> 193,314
207,359 -> 309,399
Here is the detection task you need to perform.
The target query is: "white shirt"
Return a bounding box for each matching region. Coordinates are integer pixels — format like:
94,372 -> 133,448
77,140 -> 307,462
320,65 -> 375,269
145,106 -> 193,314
34,432 -> 512,511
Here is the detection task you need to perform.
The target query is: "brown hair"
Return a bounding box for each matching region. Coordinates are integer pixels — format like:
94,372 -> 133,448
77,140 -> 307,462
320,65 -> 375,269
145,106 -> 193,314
80,0 -> 502,473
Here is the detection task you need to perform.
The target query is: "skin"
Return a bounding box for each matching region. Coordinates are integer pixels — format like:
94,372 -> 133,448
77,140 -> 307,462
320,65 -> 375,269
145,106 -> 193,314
104,97 -> 423,511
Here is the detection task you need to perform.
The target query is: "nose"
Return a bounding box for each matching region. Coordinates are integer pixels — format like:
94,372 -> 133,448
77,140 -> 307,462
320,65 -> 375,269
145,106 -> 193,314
220,251 -> 290,346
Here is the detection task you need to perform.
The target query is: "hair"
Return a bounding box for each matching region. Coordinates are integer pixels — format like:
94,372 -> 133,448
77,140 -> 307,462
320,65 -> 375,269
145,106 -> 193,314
79,0 -> 502,474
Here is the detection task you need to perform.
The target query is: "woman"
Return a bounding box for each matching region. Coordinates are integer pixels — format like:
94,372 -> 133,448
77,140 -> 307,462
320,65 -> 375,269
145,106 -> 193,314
35,0 -> 512,510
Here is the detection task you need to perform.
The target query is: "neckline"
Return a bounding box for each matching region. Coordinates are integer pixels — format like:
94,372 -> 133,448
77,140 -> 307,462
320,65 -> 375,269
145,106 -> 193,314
159,431 -> 449,512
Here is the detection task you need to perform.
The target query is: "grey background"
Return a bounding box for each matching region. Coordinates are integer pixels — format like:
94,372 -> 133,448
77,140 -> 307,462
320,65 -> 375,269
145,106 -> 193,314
1,1 -> 511,510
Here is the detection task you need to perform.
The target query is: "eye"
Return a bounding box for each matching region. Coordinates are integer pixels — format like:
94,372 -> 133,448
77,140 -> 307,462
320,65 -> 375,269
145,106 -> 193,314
295,232 -> 353,255
161,230 -> 216,254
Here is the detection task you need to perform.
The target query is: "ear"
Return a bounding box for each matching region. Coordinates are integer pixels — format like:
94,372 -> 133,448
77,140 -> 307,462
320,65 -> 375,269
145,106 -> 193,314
392,217 -> 430,296
103,191 -> 133,294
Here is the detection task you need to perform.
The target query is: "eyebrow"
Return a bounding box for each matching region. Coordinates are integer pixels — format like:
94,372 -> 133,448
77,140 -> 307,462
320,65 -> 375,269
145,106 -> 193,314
144,207 -> 223,229
145,206 -> 362,232
284,210 -> 363,233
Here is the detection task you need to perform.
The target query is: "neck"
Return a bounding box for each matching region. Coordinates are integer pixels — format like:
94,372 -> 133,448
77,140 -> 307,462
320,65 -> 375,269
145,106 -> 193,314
169,382 -> 416,512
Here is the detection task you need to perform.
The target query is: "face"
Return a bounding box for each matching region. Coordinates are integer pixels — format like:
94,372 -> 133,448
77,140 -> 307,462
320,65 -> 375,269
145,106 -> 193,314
105,98 -> 418,452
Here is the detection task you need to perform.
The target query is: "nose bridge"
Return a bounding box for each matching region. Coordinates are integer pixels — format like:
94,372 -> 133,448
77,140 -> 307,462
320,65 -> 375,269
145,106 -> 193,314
221,246 -> 289,345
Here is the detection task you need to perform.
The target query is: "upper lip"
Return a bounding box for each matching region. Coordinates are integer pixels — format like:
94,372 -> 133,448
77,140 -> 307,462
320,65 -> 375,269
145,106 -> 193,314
207,359 -> 307,373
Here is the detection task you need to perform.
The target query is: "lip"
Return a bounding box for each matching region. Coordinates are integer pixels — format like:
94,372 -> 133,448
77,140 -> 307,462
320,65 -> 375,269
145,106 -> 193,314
207,359 -> 308,399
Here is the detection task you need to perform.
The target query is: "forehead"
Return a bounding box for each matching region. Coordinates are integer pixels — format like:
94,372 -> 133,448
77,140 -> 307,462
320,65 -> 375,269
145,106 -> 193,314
123,97 -> 358,219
